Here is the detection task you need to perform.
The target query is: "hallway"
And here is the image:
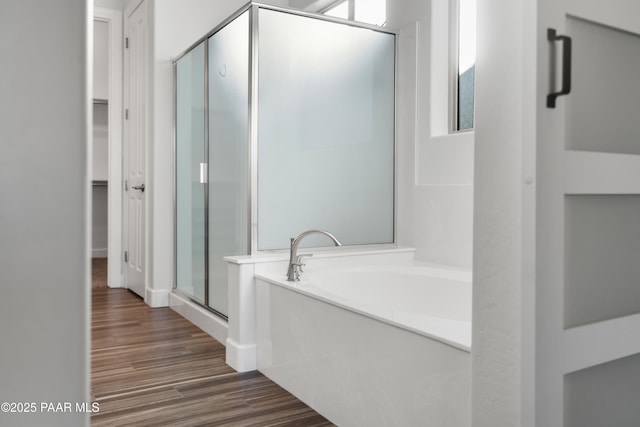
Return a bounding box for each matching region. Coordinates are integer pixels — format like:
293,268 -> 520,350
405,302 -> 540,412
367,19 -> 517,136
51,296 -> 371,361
91,288 -> 333,426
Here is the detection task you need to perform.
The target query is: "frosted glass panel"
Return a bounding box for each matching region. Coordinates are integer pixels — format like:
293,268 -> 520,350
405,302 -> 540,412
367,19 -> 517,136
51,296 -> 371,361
257,9 -> 395,250
175,43 -> 206,303
566,17 -> 640,154
565,353 -> 640,427
565,195 -> 640,327
208,11 -> 250,316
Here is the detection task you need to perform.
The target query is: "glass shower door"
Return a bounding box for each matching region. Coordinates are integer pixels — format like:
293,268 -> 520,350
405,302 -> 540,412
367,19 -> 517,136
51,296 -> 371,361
175,43 -> 206,303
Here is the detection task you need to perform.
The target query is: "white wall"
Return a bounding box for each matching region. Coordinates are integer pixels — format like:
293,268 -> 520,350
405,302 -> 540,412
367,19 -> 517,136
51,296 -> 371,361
0,1 -> 90,426
471,0 -> 537,425
93,20 -> 109,101
388,0 -> 474,269
96,0 -> 125,10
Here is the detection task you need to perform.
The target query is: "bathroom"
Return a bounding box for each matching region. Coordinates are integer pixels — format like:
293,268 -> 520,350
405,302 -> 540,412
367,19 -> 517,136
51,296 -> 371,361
131,1 -> 638,425
168,1 -> 472,424
3,0 -> 640,426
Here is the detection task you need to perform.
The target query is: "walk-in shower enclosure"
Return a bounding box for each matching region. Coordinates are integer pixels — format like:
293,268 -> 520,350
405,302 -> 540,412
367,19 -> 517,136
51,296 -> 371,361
174,3 -> 396,318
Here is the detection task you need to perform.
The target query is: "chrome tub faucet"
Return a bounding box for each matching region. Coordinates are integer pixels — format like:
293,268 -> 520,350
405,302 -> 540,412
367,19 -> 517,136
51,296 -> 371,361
286,230 -> 342,281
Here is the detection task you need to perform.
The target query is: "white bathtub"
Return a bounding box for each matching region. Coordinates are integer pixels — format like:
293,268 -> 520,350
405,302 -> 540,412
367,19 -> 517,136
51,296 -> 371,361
255,263 -> 471,426
307,265 -> 471,350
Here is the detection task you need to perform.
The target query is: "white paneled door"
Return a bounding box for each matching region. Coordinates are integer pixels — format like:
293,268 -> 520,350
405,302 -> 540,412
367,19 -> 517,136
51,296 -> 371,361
537,0 -> 640,425
123,0 -> 148,298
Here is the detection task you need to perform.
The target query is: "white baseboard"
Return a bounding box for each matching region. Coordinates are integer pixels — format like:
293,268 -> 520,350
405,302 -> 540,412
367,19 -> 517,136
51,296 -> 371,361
169,292 -> 228,347
226,338 -> 257,372
145,288 -> 170,307
92,248 -> 108,258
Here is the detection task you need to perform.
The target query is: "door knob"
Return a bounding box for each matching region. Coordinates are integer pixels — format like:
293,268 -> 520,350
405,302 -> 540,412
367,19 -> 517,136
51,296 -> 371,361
132,184 -> 145,192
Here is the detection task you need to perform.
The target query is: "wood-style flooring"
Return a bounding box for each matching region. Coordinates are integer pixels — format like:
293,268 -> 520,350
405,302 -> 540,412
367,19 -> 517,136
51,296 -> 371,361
92,258 -> 108,288
91,287 -> 334,426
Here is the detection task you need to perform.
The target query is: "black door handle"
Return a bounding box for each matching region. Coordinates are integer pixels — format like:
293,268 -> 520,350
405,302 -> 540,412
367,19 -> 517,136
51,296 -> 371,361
547,28 -> 572,108
132,184 -> 145,192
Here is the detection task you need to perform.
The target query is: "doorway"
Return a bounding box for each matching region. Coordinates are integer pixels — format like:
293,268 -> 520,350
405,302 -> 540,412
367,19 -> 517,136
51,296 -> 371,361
92,7 -> 124,290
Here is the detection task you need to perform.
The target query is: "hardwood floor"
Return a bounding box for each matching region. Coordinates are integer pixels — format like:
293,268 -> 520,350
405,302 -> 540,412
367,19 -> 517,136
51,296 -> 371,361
91,288 -> 334,426
92,258 -> 108,288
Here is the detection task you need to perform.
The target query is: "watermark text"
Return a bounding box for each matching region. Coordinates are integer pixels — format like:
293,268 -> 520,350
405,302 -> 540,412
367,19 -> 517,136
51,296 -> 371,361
1,401 -> 99,414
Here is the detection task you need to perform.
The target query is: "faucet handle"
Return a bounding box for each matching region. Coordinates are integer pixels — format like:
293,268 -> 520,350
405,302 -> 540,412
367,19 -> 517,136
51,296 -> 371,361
294,253 -> 313,272
295,253 -> 313,262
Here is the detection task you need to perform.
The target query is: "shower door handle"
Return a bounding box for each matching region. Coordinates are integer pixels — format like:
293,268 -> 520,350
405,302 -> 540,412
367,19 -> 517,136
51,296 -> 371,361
547,28 -> 572,108
132,184 -> 145,192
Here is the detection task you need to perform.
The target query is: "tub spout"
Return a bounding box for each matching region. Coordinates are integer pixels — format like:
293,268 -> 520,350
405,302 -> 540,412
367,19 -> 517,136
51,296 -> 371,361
286,230 -> 342,281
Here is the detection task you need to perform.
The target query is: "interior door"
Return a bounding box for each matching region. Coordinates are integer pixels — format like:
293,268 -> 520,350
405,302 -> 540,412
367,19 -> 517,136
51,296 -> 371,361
537,1 -> 640,425
123,0 -> 147,298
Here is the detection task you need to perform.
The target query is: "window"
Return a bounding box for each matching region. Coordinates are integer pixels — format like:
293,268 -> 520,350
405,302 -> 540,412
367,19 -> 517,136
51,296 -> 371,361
455,0 -> 476,131
322,0 -> 386,27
